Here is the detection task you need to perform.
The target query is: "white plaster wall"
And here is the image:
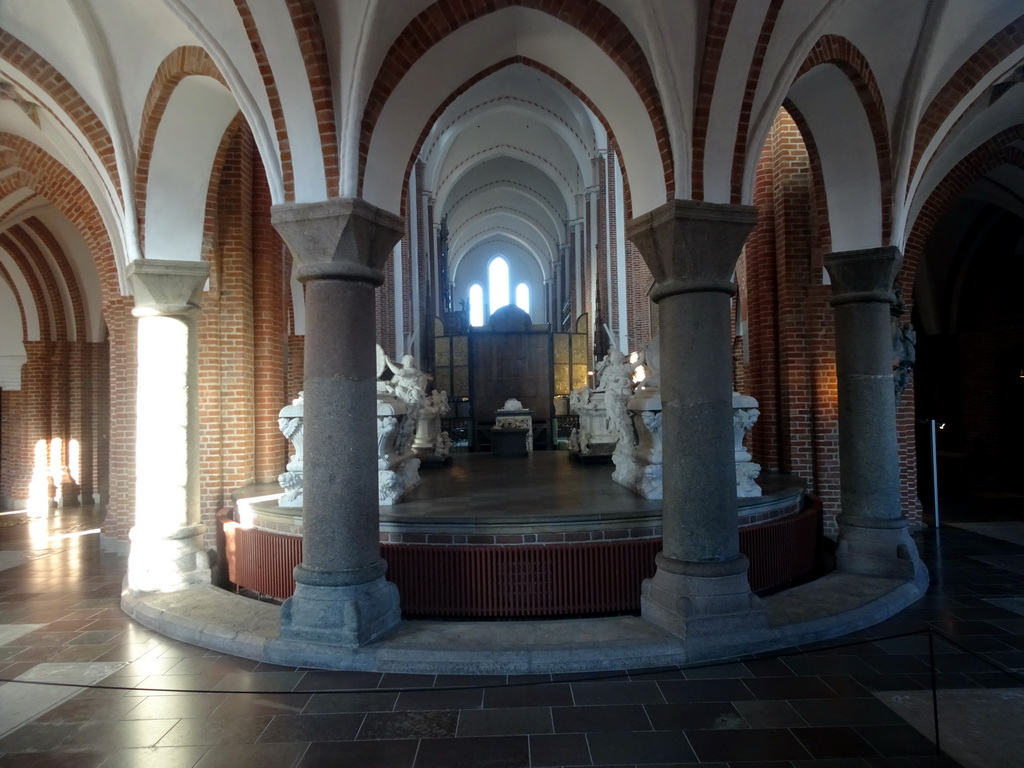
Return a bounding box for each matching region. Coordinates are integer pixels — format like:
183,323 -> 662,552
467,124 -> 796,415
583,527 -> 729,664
172,0 -> 282,201
364,8 -> 664,216
702,0 -> 771,203
248,0 -> 326,202
917,0 -> 1024,107
0,248 -> 39,342
789,66 -> 883,251
144,77 -> 239,262
36,209 -> 105,343
443,157 -> 569,226
91,0 -> 198,149
904,91 -> 1024,248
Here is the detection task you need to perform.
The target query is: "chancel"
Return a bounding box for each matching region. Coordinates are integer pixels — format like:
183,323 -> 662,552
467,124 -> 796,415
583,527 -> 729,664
0,0 -> 1020,673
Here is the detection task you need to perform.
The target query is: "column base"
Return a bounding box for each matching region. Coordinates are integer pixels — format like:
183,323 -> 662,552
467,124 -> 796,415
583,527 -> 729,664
126,523 -> 210,593
280,576 -> 401,647
641,553 -> 766,639
835,517 -> 929,588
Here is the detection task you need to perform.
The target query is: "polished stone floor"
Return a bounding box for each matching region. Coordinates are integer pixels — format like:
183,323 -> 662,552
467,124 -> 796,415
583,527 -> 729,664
0,501 -> 1021,767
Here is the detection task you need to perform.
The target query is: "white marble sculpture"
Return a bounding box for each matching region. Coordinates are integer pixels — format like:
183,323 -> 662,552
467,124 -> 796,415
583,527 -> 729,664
733,391 -> 762,497
413,389 -> 453,461
377,349 -> 424,504
621,385 -> 663,499
609,339 -> 662,497
567,386 -> 617,458
277,392 -> 304,507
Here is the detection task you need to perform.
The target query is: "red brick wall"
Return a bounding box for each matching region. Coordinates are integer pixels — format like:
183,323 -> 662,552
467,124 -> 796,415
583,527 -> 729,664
743,109 -> 843,533
251,141 -> 289,484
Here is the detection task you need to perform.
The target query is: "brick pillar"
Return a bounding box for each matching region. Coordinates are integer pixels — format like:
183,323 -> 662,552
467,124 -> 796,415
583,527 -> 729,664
21,340 -> 52,514
627,200 -> 766,640
271,197 -> 403,647
125,259 -> 211,593
824,247 -> 927,587
252,152 -> 288,483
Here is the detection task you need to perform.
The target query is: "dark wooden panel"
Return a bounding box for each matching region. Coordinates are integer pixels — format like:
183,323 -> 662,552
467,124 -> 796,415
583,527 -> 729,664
470,332 -> 552,417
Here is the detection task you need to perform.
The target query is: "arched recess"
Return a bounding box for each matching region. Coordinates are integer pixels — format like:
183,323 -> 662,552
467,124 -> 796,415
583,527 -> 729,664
782,62 -> 884,252
424,94 -> 594,207
142,75 -> 240,262
900,125 -> 1024,299
363,10 -> 667,218
742,35 -> 892,242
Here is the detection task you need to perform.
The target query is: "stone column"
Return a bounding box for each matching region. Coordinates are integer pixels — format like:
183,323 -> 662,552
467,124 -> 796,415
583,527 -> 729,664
824,247 -> 927,586
271,198 -> 404,647
126,259 -> 210,593
626,200 -> 765,639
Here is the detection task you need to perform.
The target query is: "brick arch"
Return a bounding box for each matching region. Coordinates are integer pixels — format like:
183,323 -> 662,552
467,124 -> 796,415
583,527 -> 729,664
6,225 -> 68,341
360,0 -> 672,204
0,232 -> 53,342
135,46 -> 230,250
284,0 -> 339,197
233,0 -> 292,201
729,0 -> 784,203
0,31 -> 122,204
692,0 -> 740,199
909,15 -> 1024,191
24,217 -> 86,343
0,258 -> 29,341
900,124 -> 1024,301
781,100 -> 832,254
791,35 -> 893,241
0,134 -> 120,310
401,57 -> 634,219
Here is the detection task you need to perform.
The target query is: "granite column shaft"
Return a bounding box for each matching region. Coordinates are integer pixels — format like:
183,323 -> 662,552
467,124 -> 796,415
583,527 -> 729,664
825,247 -> 927,584
626,200 -> 765,640
271,198 -> 404,647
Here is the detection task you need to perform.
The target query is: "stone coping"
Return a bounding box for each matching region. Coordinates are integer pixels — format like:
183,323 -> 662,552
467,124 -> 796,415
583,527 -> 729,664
121,568 -> 927,674
236,475 -> 805,539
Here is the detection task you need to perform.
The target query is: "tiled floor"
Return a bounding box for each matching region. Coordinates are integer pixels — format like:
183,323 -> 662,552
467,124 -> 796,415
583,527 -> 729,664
0,503 -> 1021,767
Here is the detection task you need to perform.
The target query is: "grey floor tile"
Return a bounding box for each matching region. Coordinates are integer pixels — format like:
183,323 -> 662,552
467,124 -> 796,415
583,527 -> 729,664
552,704 -> 651,733
570,680 -> 665,705
645,701 -> 746,730
258,712 -> 363,742
298,739 -> 416,767
529,732 -> 591,766
457,706 -> 552,736
587,730 -> 696,764
357,709 -> 458,740
155,715 -> 272,746
684,727 -> 811,762
791,726 -> 881,759
196,741 -> 306,768
98,745 -> 210,768
414,735 -> 531,768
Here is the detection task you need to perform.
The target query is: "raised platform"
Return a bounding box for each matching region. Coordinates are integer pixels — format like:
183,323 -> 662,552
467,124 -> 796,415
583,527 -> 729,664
124,451 -> 930,673
224,452 -> 819,616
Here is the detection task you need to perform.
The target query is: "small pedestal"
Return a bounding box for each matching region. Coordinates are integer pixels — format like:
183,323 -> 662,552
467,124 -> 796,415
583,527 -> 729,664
494,398 -> 533,453
491,428 -> 530,458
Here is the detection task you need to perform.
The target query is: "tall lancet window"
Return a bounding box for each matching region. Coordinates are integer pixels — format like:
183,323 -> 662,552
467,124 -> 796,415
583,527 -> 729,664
515,282 -> 530,315
488,257 -> 510,313
468,283 -> 484,327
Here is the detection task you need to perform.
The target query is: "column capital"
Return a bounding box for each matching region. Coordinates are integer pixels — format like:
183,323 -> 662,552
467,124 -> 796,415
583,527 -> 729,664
626,200 -> 756,302
127,259 -> 209,317
824,246 -> 901,307
271,197 -> 404,285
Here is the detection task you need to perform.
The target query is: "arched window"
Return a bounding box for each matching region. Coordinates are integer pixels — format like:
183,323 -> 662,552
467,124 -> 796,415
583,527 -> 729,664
488,257 -> 510,314
468,283 -> 484,327
515,282 -> 530,315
